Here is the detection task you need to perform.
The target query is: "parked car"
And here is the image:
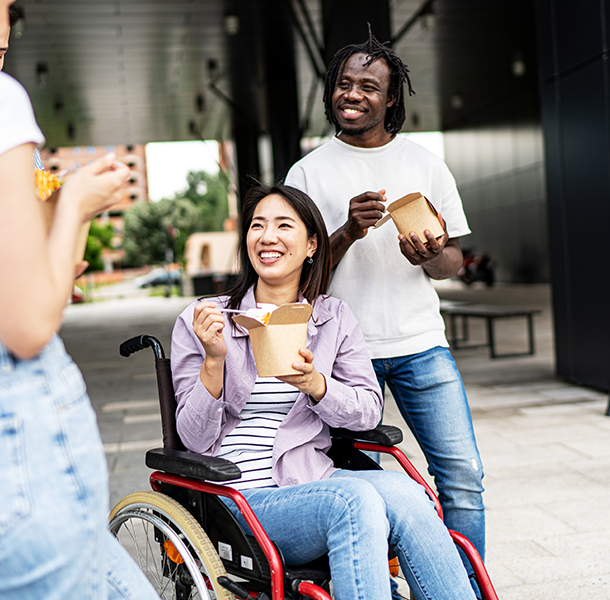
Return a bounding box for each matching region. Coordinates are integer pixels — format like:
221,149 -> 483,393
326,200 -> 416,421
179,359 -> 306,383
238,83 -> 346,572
134,267 -> 181,288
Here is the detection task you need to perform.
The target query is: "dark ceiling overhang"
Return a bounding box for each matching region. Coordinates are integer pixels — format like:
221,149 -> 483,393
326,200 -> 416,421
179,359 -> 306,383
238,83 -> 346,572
5,1 -> 538,150
5,0 -> 445,148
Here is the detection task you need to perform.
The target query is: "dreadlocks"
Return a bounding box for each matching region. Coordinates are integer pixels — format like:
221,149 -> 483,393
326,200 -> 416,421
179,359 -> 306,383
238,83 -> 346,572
8,4 -> 19,28
323,27 -> 414,135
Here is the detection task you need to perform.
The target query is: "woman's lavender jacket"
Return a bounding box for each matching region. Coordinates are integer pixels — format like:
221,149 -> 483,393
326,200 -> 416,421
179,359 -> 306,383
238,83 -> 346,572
171,287 -> 383,487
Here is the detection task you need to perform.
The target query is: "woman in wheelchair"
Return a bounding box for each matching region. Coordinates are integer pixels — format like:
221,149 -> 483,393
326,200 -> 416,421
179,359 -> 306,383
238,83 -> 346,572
170,184 -> 476,600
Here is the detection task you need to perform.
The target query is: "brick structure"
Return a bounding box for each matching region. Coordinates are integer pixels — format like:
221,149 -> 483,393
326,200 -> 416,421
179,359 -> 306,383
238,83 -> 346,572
39,144 -> 149,271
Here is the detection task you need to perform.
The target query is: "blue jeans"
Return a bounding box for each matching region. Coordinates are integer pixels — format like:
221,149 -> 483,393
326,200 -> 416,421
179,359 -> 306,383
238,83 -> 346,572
223,469 -> 475,600
372,347 -> 485,568
0,336 -> 158,600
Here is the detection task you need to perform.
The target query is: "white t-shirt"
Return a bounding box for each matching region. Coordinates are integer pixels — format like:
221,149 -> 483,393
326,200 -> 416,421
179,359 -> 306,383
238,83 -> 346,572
0,73 -> 45,157
285,135 -> 470,359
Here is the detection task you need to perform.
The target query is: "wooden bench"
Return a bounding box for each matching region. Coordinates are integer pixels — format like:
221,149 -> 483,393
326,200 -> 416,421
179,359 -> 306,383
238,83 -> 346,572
439,300 -> 542,359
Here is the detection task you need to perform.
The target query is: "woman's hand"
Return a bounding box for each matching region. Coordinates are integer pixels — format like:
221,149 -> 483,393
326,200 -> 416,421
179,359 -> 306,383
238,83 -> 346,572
193,301 -> 227,361
60,153 -> 130,223
193,301 -> 226,399
278,348 -> 327,402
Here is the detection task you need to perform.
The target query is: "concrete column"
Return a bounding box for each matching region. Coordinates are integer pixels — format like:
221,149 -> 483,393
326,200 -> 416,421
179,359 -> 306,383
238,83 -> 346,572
262,0 -> 302,182
226,2 -> 262,205
536,0 -> 610,389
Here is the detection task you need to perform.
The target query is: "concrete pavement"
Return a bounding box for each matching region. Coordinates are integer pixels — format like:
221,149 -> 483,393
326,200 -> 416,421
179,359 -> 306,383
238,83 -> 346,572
59,282 -> 610,600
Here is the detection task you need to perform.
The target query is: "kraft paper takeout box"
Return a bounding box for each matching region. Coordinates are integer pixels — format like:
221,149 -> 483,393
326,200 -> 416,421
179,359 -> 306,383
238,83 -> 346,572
232,303 -> 313,378
374,192 -> 444,247
40,194 -> 91,265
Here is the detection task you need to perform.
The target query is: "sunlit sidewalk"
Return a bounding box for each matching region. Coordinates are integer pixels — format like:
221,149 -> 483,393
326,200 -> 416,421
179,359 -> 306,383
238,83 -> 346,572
381,282 -> 610,599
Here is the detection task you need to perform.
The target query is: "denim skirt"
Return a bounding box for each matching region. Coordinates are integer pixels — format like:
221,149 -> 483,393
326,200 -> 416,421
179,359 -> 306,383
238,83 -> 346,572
0,335 -> 109,599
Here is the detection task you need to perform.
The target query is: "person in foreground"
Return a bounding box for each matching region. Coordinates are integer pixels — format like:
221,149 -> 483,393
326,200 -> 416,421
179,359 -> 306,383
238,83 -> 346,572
285,30 -> 486,576
171,183 -> 476,600
0,5 -> 158,598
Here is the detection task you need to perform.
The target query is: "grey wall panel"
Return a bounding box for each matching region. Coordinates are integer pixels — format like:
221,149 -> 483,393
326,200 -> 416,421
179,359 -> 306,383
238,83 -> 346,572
554,0 -> 604,72
444,112 -> 549,283
535,0 -> 557,87
439,0 -> 547,284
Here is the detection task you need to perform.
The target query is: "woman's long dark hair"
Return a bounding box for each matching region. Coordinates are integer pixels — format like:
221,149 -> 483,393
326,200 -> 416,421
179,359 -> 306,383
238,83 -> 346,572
225,184 -> 331,311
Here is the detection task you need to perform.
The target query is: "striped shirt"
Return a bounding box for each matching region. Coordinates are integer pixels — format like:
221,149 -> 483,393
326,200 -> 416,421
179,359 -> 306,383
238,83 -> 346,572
217,378 -> 299,490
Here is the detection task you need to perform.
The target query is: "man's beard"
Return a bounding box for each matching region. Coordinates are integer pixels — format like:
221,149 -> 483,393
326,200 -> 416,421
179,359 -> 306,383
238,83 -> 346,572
339,124 -> 369,137
336,112 -> 386,138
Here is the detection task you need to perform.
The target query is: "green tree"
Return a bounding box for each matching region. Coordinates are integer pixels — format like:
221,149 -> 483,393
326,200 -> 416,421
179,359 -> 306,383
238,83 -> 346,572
180,170 -> 230,232
122,169 -> 230,267
84,220 -> 114,271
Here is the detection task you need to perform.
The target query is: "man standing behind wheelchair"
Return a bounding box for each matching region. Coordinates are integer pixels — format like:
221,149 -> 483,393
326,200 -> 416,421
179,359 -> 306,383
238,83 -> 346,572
170,183 -> 476,600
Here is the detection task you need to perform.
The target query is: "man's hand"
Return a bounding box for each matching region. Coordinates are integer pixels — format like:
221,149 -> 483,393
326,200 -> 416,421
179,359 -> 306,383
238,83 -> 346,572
344,189 -> 387,240
399,210 -> 449,266
398,213 -> 463,280
330,189 -> 386,269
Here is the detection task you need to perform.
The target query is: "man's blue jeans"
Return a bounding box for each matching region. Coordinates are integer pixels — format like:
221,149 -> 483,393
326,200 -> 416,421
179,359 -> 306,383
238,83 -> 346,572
224,469 -> 475,600
372,346 -> 486,568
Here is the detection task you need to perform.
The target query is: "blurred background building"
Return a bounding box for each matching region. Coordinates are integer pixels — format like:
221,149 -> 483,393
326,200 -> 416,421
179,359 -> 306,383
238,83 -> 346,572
4,0 -> 608,390
39,143 -> 149,270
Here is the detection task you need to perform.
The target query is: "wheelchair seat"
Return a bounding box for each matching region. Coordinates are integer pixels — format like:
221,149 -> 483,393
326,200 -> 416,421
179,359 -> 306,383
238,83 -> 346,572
144,423 -> 403,588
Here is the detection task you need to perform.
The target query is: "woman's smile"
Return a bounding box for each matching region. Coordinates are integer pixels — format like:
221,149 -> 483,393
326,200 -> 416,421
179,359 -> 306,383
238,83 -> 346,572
259,250 -> 284,263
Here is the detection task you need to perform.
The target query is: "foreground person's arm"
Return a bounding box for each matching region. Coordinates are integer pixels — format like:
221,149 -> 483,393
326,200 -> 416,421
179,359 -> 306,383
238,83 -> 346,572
0,147 -> 129,359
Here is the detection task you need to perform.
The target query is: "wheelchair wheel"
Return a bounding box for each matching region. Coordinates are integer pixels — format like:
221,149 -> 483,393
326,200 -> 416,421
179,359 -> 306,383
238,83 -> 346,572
109,491 -> 233,600
392,572 -> 412,600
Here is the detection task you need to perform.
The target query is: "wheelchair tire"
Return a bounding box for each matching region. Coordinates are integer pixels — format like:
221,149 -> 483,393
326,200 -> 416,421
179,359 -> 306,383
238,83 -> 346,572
109,491 -> 233,600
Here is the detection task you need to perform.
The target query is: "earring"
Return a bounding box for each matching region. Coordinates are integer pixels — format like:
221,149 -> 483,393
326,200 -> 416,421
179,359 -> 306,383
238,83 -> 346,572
307,256 -> 313,264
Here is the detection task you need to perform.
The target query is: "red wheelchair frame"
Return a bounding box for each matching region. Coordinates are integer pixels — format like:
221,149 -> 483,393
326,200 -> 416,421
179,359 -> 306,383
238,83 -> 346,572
117,334 -> 498,600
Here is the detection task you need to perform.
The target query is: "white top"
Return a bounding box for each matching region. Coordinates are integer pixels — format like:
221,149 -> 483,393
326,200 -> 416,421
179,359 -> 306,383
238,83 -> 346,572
216,377 -> 299,490
286,135 -> 470,359
0,73 -> 45,157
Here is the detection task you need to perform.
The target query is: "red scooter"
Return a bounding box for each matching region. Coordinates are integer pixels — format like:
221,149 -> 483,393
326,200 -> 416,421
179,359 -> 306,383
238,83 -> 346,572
458,248 -> 495,287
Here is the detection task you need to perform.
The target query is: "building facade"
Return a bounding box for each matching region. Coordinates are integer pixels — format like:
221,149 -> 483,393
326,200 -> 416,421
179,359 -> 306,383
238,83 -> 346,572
39,144 -> 149,271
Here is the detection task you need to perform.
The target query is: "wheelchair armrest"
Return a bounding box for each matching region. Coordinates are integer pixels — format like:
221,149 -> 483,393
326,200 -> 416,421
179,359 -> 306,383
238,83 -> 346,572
145,447 -> 242,482
329,424 -> 403,447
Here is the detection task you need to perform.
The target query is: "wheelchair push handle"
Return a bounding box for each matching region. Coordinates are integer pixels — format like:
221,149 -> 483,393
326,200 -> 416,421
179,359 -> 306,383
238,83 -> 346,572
119,335 -> 165,359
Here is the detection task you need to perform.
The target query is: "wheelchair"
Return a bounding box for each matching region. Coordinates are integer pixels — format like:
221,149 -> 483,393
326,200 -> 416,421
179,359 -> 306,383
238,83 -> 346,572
109,335 -> 499,600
